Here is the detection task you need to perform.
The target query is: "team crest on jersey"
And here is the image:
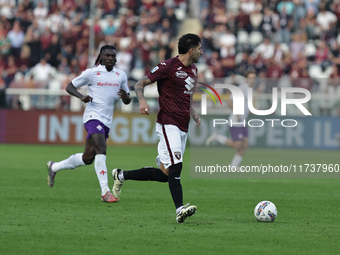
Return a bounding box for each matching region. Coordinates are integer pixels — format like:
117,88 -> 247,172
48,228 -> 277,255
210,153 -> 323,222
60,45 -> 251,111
192,69 -> 197,76
175,71 -> 187,78
151,66 -> 159,73
174,151 -> 181,160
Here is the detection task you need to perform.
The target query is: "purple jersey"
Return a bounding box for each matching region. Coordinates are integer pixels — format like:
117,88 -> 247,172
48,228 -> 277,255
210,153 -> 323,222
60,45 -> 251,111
147,57 -> 198,132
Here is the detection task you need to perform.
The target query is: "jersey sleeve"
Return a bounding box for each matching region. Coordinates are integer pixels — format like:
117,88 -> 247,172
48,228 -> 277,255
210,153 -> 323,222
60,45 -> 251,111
72,68 -> 92,88
146,61 -> 170,83
120,72 -> 130,93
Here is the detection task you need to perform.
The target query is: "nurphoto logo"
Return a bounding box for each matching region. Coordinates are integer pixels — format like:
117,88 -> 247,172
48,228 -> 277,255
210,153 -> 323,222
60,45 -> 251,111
200,84 -> 312,128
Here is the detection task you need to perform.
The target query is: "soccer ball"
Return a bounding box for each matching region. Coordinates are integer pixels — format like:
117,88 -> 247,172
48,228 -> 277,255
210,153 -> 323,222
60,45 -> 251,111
254,201 -> 277,222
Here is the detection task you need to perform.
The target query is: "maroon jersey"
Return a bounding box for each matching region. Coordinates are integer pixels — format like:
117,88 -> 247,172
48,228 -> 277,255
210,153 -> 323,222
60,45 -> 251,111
147,56 -> 198,132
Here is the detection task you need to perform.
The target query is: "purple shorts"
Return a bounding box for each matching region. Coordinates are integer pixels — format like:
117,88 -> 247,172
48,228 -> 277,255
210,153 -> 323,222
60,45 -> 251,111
84,120 -> 110,140
229,126 -> 248,141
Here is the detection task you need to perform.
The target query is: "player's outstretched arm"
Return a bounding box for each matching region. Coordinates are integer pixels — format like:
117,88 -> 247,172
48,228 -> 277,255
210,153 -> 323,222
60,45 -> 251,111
135,76 -> 152,115
66,82 -> 93,103
190,106 -> 201,128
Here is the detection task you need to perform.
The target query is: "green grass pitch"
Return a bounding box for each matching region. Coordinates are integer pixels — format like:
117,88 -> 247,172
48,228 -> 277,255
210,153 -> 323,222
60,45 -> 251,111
0,144 -> 339,255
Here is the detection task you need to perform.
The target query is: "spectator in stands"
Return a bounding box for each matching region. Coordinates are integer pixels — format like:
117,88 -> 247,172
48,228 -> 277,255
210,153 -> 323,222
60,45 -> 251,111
236,52 -> 252,75
316,4 -> 337,41
331,0 -> 340,33
294,0 -> 307,29
329,64 -> 340,86
0,27 -> 11,59
236,8 -> 251,33
17,44 -> 30,74
277,0 -> 295,15
137,26 -> 154,43
47,33 -> 61,68
0,0 -> 15,20
213,6 -> 228,25
252,37 -> 275,60
3,55 -> 17,88
250,8 -> 263,31
276,7 -> 293,44
25,29 -> 41,67
27,18 -> 40,37
303,0 -> 321,15
33,1 -> 48,32
260,7 -> 275,38
221,53 -> 236,76
218,26 -> 236,58
116,44 -> 133,77
103,17 -> 117,36
266,57 -> 283,79
31,58 -> 54,87
50,8 -> 68,34
7,20 -> 25,58
290,33 -> 305,61
0,14 -> 11,34
19,10 -> 33,33
240,0 -> 256,15
40,27 -> 52,57
58,56 -> 71,75
22,0 -> 34,12
126,9 -> 138,29
69,57 -> 80,76
305,8 -> 317,40
315,40 -> 330,65
294,17 -> 308,41
273,42 -> 284,64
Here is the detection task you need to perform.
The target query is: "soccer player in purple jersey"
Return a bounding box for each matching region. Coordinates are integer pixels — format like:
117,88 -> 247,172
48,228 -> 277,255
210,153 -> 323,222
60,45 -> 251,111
205,70 -> 256,169
111,34 -> 202,223
46,45 -> 131,203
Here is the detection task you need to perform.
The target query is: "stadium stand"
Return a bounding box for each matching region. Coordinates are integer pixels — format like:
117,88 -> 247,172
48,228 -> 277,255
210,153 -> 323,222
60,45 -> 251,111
0,0 -> 339,115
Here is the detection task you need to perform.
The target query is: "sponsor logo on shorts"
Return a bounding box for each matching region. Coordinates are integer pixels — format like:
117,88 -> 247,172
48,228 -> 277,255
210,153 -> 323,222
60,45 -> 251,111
174,151 -> 181,160
175,71 -> 187,78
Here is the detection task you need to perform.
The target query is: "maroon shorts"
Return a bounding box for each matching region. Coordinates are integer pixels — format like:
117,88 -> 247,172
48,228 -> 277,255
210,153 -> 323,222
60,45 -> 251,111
84,120 -> 110,140
229,126 -> 248,141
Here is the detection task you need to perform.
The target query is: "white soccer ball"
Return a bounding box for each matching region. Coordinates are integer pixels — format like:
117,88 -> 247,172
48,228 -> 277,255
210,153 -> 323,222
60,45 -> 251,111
254,201 -> 277,222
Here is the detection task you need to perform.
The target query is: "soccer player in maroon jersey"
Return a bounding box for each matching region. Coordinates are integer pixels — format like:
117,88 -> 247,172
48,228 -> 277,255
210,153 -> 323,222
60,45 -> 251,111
111,33 -> 202,223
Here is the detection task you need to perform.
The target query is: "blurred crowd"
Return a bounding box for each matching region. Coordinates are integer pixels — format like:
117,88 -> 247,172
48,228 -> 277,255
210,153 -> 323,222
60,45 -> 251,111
198,0 -> 340,94
0,0 -> 340,114
0,0 -> 183,108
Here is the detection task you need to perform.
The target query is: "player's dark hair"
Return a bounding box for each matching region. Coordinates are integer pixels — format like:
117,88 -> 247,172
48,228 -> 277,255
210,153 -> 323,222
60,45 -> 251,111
178,33 -> 201,54
94,45 -> 116,65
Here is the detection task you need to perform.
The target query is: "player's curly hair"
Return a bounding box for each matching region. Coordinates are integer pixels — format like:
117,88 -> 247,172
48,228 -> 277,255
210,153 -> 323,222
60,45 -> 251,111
94,45 -> 116,65
178,34 -> 201,54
